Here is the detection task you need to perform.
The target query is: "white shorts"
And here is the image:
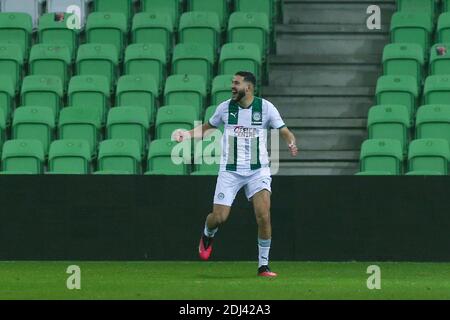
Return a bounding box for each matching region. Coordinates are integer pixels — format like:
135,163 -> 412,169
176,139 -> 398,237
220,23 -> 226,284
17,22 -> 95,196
213,169 -> 272,206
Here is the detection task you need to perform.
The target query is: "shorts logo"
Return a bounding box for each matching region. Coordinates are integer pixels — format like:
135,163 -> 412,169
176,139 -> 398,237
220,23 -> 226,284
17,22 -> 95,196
217,193 -> 225,200
252,112 -> 262,122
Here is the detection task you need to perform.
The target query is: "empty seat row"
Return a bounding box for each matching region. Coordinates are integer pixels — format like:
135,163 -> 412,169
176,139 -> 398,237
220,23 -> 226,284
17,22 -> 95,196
0,72 -> 232,132
368,103 -> 450,154
0,41 -> 261,91
374,74 -> 450,120
0,6 -> 272,59
358,138 -> 450,175
0,102 -> 222,157
0,138 -> 220,175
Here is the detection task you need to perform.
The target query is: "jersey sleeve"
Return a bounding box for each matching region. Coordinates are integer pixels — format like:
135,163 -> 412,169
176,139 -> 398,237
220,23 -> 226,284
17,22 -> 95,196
268,102 -> 286,129
208,102 -> 226,128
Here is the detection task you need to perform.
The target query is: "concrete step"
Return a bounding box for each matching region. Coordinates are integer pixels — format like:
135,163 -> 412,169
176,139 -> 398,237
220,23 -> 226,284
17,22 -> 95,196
267,96 -> 374,119
279,127 -> 367,151
283,0 -> 396,26
270,53 -> 382,64
277,150 -> 360,161
275,161 -> 360,176
262,86 -> 375,119
262,86 -> 376,97
284,118 -> 367,128
277,32 -> 389,55
277,23 -> 389,34
269,62 -> 381,87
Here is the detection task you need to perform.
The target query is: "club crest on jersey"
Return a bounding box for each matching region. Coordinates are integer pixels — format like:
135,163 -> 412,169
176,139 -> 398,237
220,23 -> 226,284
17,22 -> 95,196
252,111 -> 262,124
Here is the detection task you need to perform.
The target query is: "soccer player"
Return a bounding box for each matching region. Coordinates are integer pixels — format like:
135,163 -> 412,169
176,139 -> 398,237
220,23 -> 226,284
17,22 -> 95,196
173,71 -> 298,277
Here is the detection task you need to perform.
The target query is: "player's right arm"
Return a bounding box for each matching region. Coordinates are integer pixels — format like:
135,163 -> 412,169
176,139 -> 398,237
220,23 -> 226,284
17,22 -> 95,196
172,122 -> 215,142
172,102 -> 226,142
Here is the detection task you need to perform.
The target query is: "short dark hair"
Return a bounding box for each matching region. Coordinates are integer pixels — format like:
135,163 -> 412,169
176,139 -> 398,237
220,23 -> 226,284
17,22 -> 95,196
235,71 -> 256,87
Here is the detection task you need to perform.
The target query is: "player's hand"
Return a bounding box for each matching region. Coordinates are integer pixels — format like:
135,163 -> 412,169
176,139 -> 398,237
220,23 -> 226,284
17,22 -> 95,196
172,129 -> 190,142
288,142 -> 298,157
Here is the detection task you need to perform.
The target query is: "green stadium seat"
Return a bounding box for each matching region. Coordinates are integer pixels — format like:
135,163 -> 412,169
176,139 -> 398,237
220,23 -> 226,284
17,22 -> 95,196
179,11 -> 221,51
12,107 -> 55,156
76,44 -> 119,88
444,0 -> 450,12
29,44 -> 72,89
191,137 -> 221,175
0,43 -> 23,92
416,104 -> 450,147
131,12 -> 174,56
367,104 -> 411,155
46,0 -> 88,28
116,74 -> 159,126
97,139 -> 141,174
140,0 -> 180,27
204,104 -> 218,123
124,43 -> 166,92
0,12 -> 32,59
390,12 -> 433,56
68,75 -> 111,124
355,171 -> 394,175
94,0 -> 133,22
359,139 -> 404,175
48,139 -> 91,174
188,0 -> 228,29
1,139 -> 44,174
38,13 -> 80,60
0,75 -> 15,123
375,75 -> 419,121
437,12 -> 450,43
164,74 -> 207,119
219,43 -> 262,85
405,170 -> 444,175
430,43 -> 450,76
145,139 -> 191,175
382,43 -> 424,86
155,105 -> 199,139
106,107 -> 149,158
0,107 -> 5,150
211,75 -> 232,105
396,0 -> 436,18
172,43 -> 215,85
408,139 -> 450,174
228,12 -> 270,55
93,170 -> 134,175
423,75 -> 450,105
20,75 -> 63,120
58,106 -> 102,158
86,12 -> 128,58
235,0 -> 274,23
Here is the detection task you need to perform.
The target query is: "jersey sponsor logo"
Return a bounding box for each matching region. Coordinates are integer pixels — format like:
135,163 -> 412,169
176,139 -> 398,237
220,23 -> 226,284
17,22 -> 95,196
232,126 -> 258,138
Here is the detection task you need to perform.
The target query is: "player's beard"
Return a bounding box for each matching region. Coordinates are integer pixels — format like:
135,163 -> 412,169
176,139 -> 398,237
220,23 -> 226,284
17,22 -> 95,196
232,88 -> 246,103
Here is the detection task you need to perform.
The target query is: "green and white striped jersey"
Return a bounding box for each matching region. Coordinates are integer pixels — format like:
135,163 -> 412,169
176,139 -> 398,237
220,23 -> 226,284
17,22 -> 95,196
208,97 -> 286,175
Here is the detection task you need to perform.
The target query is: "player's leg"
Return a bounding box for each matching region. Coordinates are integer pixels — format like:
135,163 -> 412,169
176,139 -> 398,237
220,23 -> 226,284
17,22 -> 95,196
199,171 -> 242,261
245,175 -> 277,277
252,190 -> 277,276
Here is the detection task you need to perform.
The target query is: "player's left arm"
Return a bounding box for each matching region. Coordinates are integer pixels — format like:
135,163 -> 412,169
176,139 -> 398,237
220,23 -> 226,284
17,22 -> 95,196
268,102 -> 299,157
279,126 -> 298,157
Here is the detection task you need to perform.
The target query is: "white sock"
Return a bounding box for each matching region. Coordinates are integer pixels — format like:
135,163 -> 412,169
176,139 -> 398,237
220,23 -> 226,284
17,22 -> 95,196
203,223 -> 218,238
258,238 -> 271,267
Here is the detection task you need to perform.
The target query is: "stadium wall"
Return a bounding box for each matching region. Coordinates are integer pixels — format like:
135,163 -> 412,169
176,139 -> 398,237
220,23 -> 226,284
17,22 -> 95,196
0,176 -> 449,262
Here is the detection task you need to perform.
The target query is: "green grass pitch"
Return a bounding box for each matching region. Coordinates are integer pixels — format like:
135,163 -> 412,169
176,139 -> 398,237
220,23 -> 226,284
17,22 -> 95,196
1,261 -> 450,300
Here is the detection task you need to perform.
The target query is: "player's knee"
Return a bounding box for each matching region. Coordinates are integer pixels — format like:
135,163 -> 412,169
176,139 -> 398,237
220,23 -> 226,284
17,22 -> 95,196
255,209 -> 270,225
